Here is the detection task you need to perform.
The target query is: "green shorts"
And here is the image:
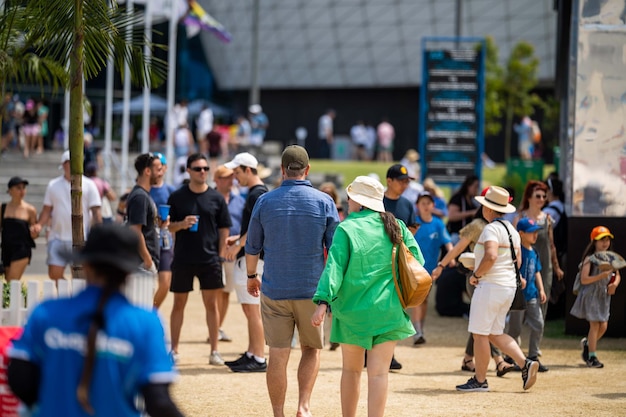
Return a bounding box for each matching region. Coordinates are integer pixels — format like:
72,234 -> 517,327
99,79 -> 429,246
330,318 -> 414,350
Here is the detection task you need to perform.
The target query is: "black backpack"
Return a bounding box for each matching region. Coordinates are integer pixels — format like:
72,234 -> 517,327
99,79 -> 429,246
549,203 -> 568,257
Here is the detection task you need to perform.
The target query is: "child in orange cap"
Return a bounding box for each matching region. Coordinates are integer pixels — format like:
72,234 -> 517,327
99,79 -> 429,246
570,226 -> 621,368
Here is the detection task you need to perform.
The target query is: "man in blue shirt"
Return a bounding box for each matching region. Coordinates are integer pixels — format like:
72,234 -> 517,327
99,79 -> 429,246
246,145 -> 339,417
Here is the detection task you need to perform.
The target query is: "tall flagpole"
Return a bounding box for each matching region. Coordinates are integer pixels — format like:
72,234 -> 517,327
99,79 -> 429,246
141,0 -> 153,153
165,0 -> 178,184
121,0 -> 134,192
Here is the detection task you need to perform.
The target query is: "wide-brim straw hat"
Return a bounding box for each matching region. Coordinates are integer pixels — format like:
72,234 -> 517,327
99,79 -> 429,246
474,185 -> 516,213
346,175 -> 385,213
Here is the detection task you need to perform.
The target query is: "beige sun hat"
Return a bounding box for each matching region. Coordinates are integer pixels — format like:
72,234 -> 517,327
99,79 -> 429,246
474,185 -> 516,213
346,175 -> 385,212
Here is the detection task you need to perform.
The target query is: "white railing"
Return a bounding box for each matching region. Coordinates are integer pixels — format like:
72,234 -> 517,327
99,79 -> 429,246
1,272 -> 155,327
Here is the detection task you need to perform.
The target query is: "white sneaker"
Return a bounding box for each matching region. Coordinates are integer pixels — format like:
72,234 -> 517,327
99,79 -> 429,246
219,329 -> 232,342
209,351 -> 225,366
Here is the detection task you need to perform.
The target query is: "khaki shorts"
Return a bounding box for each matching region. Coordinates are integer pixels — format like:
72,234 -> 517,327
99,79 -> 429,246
261,294 -> 323,349
233,257 -> 264,305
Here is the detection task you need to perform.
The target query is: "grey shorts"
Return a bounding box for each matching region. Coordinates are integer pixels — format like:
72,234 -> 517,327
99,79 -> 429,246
47,239 -> 72,267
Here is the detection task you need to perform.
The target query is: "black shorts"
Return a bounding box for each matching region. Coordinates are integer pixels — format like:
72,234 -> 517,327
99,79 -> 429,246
1,244 -> 32,266
170,262 -> 223,292
158,247 -> 174,272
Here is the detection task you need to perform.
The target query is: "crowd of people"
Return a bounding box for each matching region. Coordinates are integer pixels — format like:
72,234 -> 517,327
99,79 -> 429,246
1,93 -> 50,158
0,139 -> 622,416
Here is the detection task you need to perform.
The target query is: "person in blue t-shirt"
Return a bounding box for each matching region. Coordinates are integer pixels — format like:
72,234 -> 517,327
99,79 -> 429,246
8,224 -> 184,417
506,217 -> 548,372
413,191 -> 453,345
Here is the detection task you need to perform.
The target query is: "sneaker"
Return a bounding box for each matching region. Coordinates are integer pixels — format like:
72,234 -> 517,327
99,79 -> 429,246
413,335 -> 426,345
225,353 -> 248,367
456,376 -> 489,392
169,351 -> 179,364
521,359 -> 539,390
528,357 -> 549,373
219,329 -> 232,342
389,355 -> 402,370
581,337 -> 589,363
586,356 -> 604,368
229,355 -> 267,373
209,351 -> 225,366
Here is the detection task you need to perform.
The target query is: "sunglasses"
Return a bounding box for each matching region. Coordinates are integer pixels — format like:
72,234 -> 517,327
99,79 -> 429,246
533,193 -> 547,199
190,166 -> 210,172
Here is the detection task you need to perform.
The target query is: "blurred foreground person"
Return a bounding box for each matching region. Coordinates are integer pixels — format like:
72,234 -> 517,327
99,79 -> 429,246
8,223 -> 184,416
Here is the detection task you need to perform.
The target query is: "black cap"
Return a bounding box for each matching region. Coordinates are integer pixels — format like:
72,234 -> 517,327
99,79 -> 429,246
8,176 -> 29,189
386,164 -> 414,180
75,224 -> 142,273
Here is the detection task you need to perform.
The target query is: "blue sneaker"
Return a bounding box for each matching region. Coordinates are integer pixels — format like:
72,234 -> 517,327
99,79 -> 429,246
456,376 -> 489,392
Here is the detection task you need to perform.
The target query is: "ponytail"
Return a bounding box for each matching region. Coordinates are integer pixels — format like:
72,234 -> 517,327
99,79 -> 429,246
380,211 -> 402,245
77,264 -> 127,414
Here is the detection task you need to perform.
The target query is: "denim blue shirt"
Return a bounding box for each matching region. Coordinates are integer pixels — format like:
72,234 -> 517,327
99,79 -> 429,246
246,179 -> 340,300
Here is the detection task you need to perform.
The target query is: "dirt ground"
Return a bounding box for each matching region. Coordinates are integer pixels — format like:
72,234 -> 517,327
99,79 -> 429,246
159,289 -> 626,417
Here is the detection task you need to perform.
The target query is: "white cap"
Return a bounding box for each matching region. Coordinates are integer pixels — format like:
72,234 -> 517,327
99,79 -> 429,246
224,152 -> 258,169
59,150 -> 70,169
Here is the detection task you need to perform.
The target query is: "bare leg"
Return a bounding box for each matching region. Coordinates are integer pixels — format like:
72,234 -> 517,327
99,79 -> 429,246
489,333 -> 527,368
153,270 -> 171,309
473,334 -> 491,383
5,258 -> 29,281
296,346 -> 320,417
340,344 -> 364,417
588,321 -> 608,353
48,265 -> 66,280
170,292 -> 189,353
367,341 -> 396,417
218,291 -> 230,328
201,289 -> 221,353
267,346 -> 290,417
242,303 -> 265,357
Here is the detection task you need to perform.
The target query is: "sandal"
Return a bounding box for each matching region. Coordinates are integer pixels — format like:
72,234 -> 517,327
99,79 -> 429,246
461,358 -> 475,372
496,361 -> 515,377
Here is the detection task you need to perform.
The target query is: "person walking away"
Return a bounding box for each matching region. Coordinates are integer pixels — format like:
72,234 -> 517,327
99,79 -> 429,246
317,109 -> 335,159
412,191 -> 453,345
248,104 -> 269,151
376,118 -> 395,162
85,162 -> 117,224
543,177 -> 568,303
167,153 -> 232,365
570,226 -> 621,368
507,218 -> 549,372
245,145 -> 340,417
213,165 -> 245,343
456,186 -> 539,392
514,116 -> 533,160
1,177 -> 38,280
126,153 -> 163,297
223,153 -> 269,372
382,163 -> 417,369
7,224 -> 184,417
446,175 -> 479,245
149,153 -> 177,309
35,150 -> 102,280
311,176 -> 422,417
350,121 -> 369,161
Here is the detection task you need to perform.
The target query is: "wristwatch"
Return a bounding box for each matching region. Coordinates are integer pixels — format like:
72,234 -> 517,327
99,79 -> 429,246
247,273 -> 258,279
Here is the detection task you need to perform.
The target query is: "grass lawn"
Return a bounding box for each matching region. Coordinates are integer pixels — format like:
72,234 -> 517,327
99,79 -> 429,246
309,159 -> 554,201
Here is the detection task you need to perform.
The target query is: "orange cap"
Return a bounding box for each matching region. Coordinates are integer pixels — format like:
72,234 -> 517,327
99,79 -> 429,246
590,226 -> 614,241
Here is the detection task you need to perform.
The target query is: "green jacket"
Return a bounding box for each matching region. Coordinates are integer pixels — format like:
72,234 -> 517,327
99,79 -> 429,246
313,209 -> 424,341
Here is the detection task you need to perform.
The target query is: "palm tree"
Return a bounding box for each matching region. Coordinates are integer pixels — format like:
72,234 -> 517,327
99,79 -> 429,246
4,0 -> 166,276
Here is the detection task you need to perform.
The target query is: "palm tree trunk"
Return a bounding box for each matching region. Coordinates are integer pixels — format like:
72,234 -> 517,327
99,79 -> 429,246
69,0 -> 85,279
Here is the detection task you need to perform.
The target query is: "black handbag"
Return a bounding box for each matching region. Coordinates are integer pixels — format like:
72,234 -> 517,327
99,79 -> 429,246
495,220 -> 526,311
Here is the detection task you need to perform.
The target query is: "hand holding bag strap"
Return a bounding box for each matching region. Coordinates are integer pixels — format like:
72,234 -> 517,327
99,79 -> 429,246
495,220 -> 522,289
